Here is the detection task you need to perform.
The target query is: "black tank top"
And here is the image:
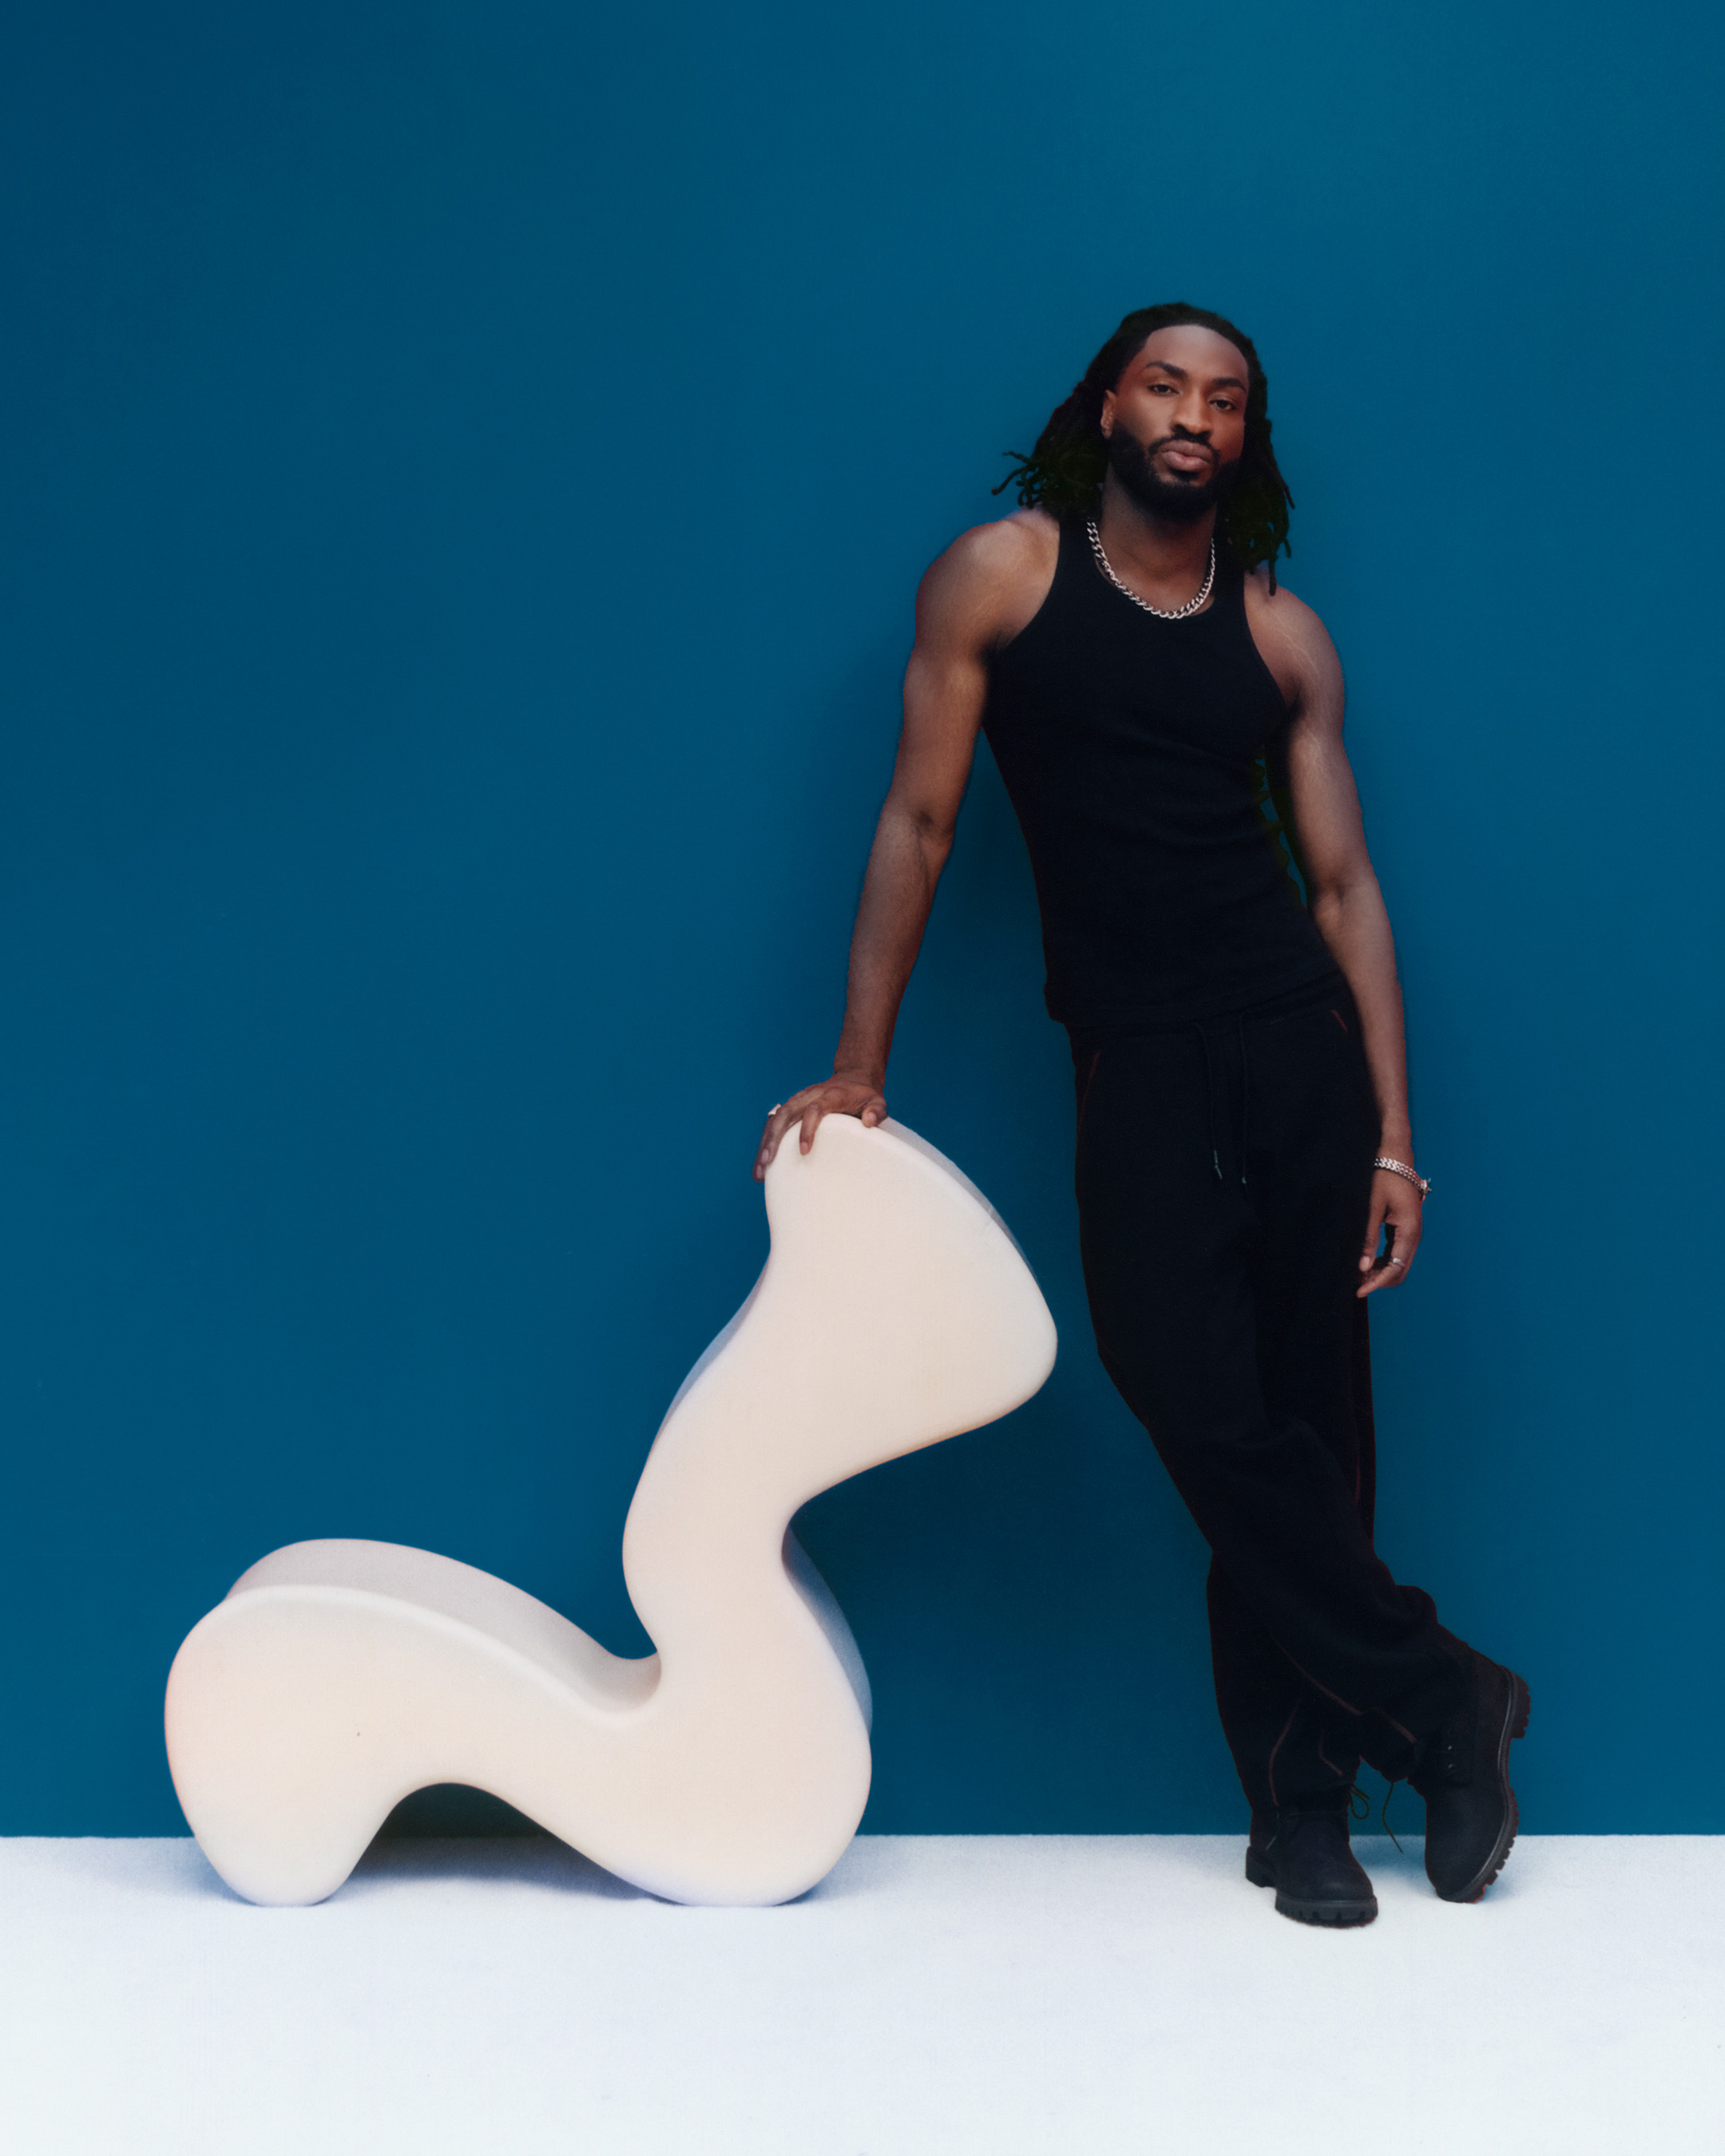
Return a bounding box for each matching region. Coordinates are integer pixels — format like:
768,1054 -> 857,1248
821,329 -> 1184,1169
982,518 -> 1338,1028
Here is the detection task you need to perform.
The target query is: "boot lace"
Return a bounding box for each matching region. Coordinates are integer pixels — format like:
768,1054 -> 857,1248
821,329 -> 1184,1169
1350,1779 -> 1404,1853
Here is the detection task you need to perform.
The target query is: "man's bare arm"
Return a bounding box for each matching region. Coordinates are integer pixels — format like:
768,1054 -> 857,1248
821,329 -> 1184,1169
756,516 -> 1054,1177
1247,575 -> 1423,1295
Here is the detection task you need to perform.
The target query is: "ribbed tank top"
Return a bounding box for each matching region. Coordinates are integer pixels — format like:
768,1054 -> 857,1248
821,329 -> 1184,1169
981,518 -> 1338,1028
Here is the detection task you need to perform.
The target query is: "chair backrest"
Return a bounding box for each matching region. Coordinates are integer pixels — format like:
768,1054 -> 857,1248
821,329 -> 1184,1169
621,1115 -> 1057,1611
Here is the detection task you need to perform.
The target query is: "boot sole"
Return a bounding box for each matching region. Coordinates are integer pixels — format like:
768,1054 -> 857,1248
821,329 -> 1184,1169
1246,1848 -> 1378,1927
1439,1668 -> 1532,1905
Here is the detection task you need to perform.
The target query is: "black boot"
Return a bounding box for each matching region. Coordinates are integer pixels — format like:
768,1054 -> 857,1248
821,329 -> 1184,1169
1409,1647 -> 1531,1903
1246,1805 -> 1378,1927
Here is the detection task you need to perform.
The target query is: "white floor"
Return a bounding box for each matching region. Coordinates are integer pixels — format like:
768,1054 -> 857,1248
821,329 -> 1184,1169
1,1833 -> 1719,2156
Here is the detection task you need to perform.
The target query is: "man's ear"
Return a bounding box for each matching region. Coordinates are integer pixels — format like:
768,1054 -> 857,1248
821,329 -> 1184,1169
1099,389 -> 1116,439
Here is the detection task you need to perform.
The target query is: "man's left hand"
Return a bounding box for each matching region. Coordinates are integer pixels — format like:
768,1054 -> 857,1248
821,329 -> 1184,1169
1358,1167 -> 1422,1297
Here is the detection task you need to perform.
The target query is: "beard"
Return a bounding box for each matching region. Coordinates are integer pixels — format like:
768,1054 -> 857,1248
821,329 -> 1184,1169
1105,428 -> 1240,524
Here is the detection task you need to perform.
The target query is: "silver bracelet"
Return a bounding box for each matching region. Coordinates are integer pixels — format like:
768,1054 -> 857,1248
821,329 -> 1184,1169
1374,1155 -> 1430,1199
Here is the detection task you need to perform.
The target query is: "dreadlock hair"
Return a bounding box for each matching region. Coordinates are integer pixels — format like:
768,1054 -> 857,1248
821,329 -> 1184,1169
995,302 -> 1295,585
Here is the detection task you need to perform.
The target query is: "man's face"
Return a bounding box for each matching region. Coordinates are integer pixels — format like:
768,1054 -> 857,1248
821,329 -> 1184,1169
1100,323 -> 1251,522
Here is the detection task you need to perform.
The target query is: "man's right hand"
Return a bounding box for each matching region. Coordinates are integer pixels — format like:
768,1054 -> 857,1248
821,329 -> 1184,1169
755,1076 -> 887,1181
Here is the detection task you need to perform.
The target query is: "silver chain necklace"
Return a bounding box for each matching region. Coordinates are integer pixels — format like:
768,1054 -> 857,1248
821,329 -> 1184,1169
1086,519 -> 1215,620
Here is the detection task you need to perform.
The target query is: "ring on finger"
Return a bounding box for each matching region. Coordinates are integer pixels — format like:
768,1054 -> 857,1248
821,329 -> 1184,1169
1385,1256 -> 1406,1268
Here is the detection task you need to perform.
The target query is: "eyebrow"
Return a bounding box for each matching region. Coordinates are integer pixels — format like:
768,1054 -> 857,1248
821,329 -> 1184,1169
1140,359 -> 1249,392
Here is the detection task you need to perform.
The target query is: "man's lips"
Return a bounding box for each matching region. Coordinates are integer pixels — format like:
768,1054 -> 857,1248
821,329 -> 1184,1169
1155,441 -> 1213,474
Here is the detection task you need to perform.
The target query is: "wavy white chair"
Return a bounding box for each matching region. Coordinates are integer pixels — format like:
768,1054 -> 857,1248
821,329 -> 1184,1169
165,1116 -> 1057,1907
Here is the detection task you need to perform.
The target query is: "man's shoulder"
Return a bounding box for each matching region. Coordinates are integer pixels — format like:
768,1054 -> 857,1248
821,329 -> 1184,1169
917,509 -> 1060,645
1243,564 -> 1326,635
942,505 -> 1060,576
1244,568 -> 1341,680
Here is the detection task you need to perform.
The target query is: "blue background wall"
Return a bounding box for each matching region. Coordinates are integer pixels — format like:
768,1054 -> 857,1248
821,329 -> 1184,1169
2,0 -> 1719,1836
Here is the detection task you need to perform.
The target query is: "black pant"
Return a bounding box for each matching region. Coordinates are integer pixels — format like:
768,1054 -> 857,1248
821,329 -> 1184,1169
1069,977 -> 1469,1816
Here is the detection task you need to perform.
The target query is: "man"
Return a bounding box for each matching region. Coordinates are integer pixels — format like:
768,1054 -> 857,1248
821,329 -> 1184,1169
756,303 -> 1529,1928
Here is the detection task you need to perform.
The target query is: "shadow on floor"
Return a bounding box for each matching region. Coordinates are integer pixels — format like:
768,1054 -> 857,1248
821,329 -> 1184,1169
348,1831 -> 653,1901
32,1789 -> 655,1906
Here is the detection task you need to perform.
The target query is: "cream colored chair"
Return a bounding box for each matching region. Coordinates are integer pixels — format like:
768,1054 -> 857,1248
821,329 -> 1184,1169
165,1116 -> 1056,1907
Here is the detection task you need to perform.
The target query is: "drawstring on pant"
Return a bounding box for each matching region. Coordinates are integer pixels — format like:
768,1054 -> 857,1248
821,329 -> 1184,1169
1192,1019 -> 1251,1188
1194,1024 -> 1223,1183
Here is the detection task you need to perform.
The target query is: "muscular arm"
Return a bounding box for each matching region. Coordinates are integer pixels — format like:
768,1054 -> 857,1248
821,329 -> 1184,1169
1247,576 -> 1424,1294
827,585 -> 986,1090
755,515 -> 1054,1176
